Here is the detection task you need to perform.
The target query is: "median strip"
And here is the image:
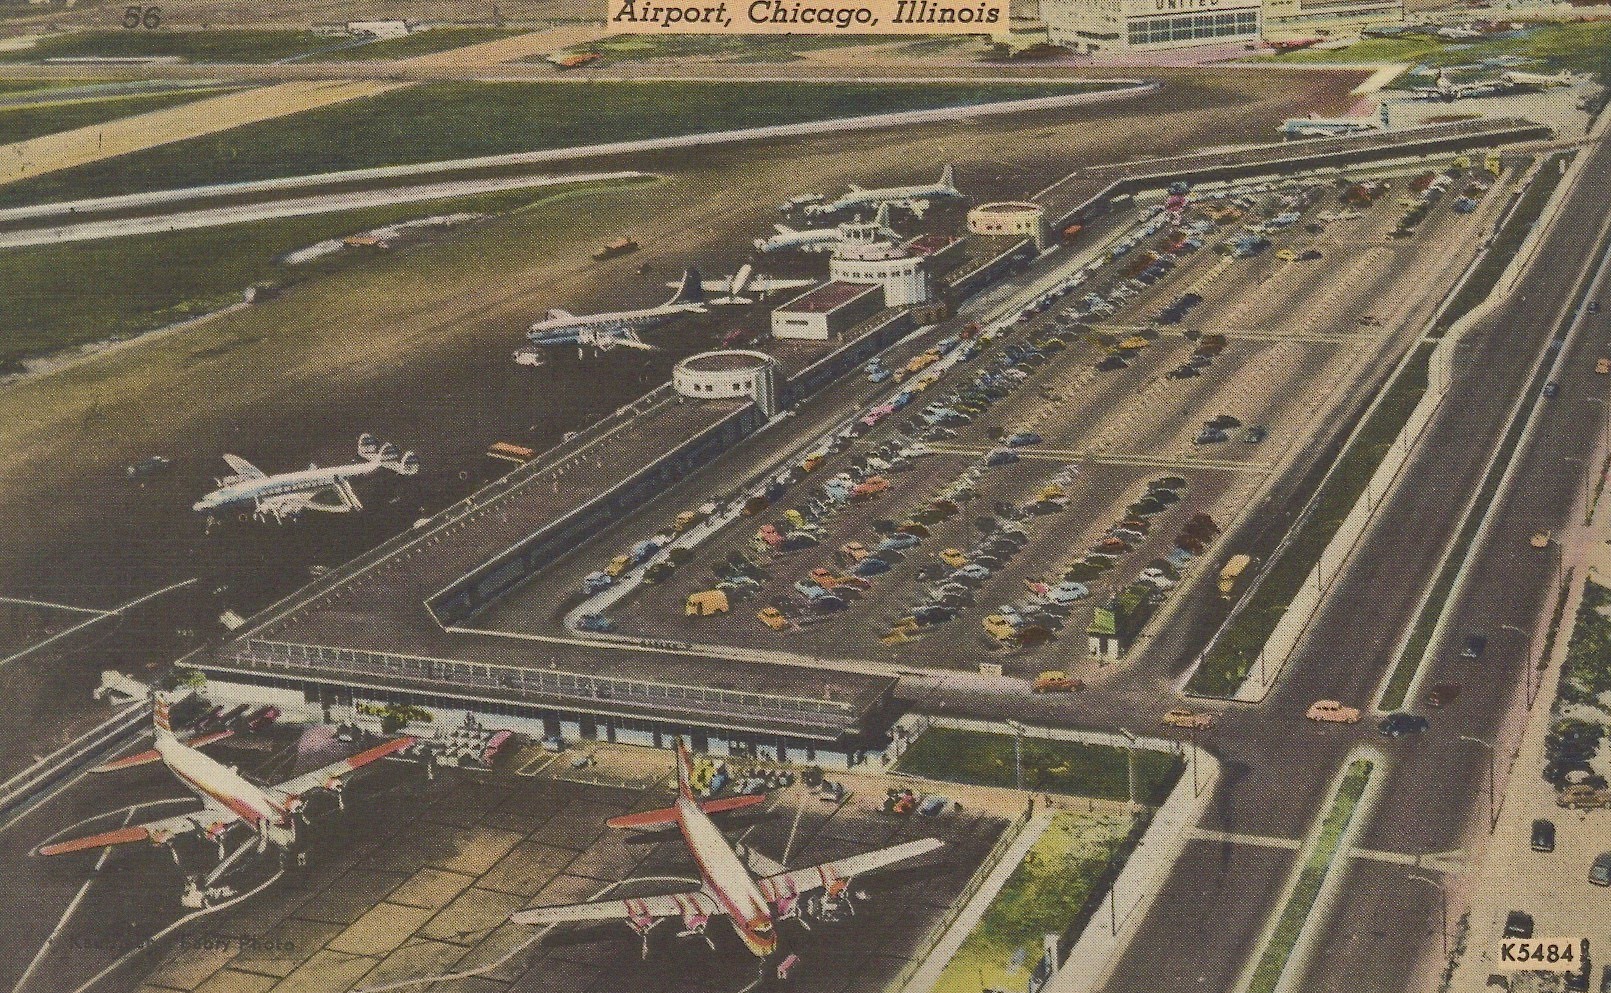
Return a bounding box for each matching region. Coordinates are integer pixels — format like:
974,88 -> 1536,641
1245,758 -> 1374,993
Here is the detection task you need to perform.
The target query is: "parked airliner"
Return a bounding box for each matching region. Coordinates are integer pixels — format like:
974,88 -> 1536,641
668,264 -> 815,305
37,695 -> 413,904
193,434 -> 419,522
803,165 -> 961,219
510,740 -> 943,959
527,268 -> 706,350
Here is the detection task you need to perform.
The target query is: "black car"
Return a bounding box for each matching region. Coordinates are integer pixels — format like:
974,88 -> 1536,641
1461,633 -> 1488,659
1531,818 -> 1556,853
1544,381 -> 1560,398
1504,910 -> 1535,939
1378,713 -> 1430,738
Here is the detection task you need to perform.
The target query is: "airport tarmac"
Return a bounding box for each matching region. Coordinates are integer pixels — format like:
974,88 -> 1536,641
569,158 -> 1511,680
1,732 -> 1009,993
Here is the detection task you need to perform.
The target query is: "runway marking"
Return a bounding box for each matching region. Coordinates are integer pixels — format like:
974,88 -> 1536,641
1189,828 -> 1302,850
0,596 -> 110,615
0,578 -> 196,668
13,805 -> 137,993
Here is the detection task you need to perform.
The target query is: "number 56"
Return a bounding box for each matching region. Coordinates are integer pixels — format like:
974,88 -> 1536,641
122,5 -> 161,28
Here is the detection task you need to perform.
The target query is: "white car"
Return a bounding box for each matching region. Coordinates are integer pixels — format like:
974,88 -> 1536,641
1045,582 -> 1090,605
1139,568 -> 1175,590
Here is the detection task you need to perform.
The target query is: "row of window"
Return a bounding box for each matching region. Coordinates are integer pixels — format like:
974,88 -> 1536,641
1128,9 -> 1259,44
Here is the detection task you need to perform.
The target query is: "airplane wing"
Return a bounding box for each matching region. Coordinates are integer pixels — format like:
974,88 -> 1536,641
756,837 -> 944,901
773,224 -> 794,235
91,729 -> 234,773
37,808 -> 239,856
848,183 -> 864,192
222,454 -> 266,479
270,737 -> 415,803
750,278 -> 815,292
511,888 -> 722,927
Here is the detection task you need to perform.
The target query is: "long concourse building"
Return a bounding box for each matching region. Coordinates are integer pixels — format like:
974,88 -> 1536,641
1043,0 -> 1262,54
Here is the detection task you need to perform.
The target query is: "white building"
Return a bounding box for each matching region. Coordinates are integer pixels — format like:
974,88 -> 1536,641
1043,0 -> 1261,53
673,351 -> 780,416
828,240 -> 930,307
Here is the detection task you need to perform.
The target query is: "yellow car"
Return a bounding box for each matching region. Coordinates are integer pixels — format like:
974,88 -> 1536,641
1274,248 -> 1298,262
940,548 -> 969,568
983,615 -> 1017,641
604,554 -> 633,578
757,607 -> 790,631
1596,358 -> 1610,375
1162,708 -> 1214,729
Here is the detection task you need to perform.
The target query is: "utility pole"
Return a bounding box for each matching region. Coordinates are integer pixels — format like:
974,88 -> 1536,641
1460,735 -> 1497,830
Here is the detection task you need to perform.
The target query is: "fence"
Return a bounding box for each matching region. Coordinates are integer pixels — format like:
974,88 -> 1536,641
220,639 -> 859,732
887,802 -> 1035,993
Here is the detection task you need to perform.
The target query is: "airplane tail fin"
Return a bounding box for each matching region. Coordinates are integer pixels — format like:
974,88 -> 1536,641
675,738 -> 696,802
939,164 -> 955,190
874,202 -> 893,229
667,268 -> 705,307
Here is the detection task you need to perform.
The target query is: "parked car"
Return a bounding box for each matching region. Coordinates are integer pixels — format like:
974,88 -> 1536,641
1032,670 -> 1084,693
985,449 -> 1019,467
577,613 -> 616,633
1005,432 -> 1043,447
1461,633 -> 1487,659
1593,853 -> 1611,887
1044,582 -> 1090,604
1531,818 -> 1556,853
1504,910 -> 1535,938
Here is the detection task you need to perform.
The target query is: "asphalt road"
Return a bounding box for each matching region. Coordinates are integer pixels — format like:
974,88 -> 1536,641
1089,132 -> 1611,992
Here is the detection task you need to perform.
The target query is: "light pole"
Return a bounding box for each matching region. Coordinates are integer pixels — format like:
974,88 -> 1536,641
1460,734 -> 1497,831
1007,719 -> 1025,795
1500,623 -> 1539,710
1587,396 -> 1610,521
1406,872 -> 1448,958
1189,721 -> 1200,797
1118,727 -> 1138,805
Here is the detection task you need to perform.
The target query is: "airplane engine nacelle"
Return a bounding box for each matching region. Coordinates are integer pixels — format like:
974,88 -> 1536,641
377,441 -> 400,463
395,451 -> 421,476
358,433 -> 381,459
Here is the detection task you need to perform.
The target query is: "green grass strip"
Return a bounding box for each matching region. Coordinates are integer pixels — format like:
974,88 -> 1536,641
1188,344 -> 1432,696
0,88 -> 226,146
895,727 -> 1183,805
1247,759 -> 1373,993
1436,152 -> 1573,336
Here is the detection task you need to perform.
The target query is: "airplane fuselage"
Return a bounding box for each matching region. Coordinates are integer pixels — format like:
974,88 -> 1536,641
155,732 -> 294,845
674,794 -> 777,957
527,303 -> 703,346
194,459 -> 388,513
824,183 -> 956,213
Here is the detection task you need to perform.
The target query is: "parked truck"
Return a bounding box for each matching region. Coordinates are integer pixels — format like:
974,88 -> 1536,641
1218,554 -> 1252,598
592,237 -> 640,261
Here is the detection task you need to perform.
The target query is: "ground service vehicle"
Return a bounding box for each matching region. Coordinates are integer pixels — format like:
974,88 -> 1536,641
1218,554 -> 1252,597
592,237 -> 640,260
685,590 -> 730,616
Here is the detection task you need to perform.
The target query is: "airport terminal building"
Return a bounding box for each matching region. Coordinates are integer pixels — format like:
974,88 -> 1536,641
1043,0 -> 1262,53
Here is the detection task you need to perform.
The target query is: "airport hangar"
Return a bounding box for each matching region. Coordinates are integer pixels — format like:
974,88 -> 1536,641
184,116 -> 1552,771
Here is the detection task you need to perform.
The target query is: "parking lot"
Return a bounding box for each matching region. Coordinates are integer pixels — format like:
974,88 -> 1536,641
573,158 -> 1514,682
80,740 -> 1010,993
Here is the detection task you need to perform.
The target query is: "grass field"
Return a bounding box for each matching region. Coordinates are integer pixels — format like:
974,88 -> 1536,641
1556,578 -> 1611,713
1247,760 -> 1373,993
314,27 -> 530,61
934,812 -> 1134,993
1264,21 -> 1611,81
1189,342 -> 1433,696
0,88 -> 230,146
0,80 -> 1101,208
0,29 -> 346,64
897,727 -> 1183,805
0,175 -> 653,369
